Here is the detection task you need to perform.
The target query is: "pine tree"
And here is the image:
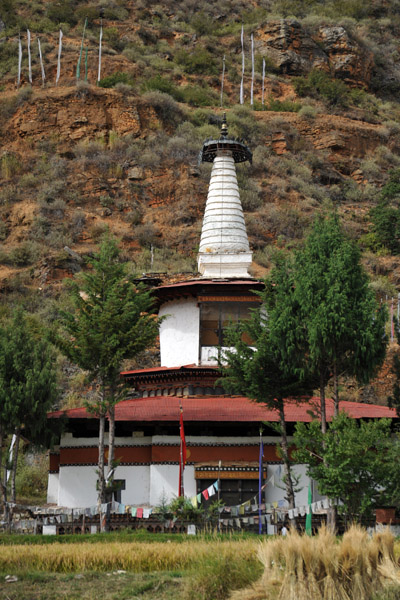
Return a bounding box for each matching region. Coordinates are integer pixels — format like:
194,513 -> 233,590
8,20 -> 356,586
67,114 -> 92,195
221,255 -> 315,525
0,309 -> 58,518
294,213 -> 387,433
54,235 -> 161,515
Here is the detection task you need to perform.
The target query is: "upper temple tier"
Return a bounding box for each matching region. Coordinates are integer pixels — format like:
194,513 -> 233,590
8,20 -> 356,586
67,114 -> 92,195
197,119 -> 253,279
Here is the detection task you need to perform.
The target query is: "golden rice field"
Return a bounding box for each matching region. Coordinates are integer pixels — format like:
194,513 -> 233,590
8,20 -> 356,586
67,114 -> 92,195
1,531 -> 400,599
0,538 -> 259,573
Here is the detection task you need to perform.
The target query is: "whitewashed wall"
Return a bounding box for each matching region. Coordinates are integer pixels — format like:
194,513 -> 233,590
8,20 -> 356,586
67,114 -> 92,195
49,434 -> 323,508
264,464 -> 324,506
47,473 -> 59,504
58,466 -> 98,508
159,299 -> 199,367
149,464 -> 196,505
116,465 -> 150,505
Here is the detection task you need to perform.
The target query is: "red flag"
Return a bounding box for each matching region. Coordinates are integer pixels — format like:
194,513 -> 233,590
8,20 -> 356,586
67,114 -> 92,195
180,409 -> 187,468
178,406 -> 187,497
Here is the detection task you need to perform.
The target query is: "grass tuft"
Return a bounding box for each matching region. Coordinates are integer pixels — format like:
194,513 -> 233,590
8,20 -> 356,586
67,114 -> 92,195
231,526 -> 400,600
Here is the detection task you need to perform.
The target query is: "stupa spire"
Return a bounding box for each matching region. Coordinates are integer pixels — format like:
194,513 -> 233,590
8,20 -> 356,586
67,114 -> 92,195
197,114 -> 253,279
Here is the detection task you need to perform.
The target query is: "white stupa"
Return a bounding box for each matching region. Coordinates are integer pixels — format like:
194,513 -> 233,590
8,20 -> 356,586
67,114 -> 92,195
197,115 -> 253,278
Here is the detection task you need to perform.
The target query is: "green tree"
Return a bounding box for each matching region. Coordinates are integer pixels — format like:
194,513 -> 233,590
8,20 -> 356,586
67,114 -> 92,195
0,309 -> 58,517
294,413 -> 400,523
369,200 -> 400,255
221,255 -> 315,523
295,214 -> 387,433
54,235 -> 161,515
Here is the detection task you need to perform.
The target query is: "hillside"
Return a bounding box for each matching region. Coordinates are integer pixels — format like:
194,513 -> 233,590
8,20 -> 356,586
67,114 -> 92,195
1,0 -> 400,405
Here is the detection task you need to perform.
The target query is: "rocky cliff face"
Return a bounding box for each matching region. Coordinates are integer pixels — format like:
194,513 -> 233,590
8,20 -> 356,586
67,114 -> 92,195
255,20 -> 374,87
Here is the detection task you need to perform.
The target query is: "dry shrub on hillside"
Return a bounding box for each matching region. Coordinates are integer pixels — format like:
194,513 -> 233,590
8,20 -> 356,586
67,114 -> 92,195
230,525 -> 400,600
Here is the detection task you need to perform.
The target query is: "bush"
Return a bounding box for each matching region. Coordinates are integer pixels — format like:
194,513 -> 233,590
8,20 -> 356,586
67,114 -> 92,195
175,47 -> 218,75
381,168 -> 400,200
98,71 -> 134,88
294,69 -> 349,106
1,153 -> 21,179
46,0 -> 78,25
190,12 -> 218,36
15,451 -> 48,503
181,85 -> 217,107
299,104 -> 317,119
143,75 -> 183,101
267,98 -> 302,112
9,241 -> 41,266
142,90 -> 184,127
0,40 -> 18,77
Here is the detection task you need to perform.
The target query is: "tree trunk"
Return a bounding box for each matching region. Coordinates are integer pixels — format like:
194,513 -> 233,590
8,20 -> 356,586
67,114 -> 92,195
333,362 -> 339,418
320,372 -> 327,434
0,427 -> 7,519
11,428 -> 21,503
107,403 -> 115,479
105,402 -> 116,534
278,401 -> 297,529
97,413 -> 106,516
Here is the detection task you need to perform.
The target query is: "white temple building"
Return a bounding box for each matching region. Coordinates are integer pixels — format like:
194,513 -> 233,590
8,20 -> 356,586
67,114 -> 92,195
47,116 -> 396,524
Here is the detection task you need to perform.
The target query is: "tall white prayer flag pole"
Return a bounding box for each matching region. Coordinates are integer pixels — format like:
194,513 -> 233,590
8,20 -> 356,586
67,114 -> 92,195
38,38 -> 45,87
240,24 -> 244,104
56,29 -> 63,85
17,35 -> 22,88
27,29 -> 32,84
250,32 -> 254,106
98,18 -> 103,83
262,58 -> 265,106
220,54 -> 225,108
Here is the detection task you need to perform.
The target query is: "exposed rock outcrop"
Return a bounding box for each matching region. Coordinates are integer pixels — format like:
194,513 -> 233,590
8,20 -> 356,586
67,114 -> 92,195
255,19 -> 374,87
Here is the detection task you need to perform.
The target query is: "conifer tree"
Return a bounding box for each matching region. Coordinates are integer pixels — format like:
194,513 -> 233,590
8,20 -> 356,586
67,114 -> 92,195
0,309 -> 58,517
294,214 -> 387,433
55,235 -> 160,512
222,255 -> 315,524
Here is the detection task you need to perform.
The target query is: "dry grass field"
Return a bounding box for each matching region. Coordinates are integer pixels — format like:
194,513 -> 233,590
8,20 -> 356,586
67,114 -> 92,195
0,530 -> 399,600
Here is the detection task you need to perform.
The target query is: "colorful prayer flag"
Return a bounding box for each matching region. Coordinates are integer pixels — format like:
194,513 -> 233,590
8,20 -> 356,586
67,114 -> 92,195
207,484 -> 215,497
136,508 -> 143,519
202,489 -> 209,501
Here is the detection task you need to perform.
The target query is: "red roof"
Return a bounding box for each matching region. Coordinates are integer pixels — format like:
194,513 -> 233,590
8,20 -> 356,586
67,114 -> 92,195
121,364 -> 216,376
48,396 -> 396,423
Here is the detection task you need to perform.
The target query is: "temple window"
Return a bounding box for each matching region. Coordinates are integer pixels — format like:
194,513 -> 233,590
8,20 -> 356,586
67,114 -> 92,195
199,301 -> 255,348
